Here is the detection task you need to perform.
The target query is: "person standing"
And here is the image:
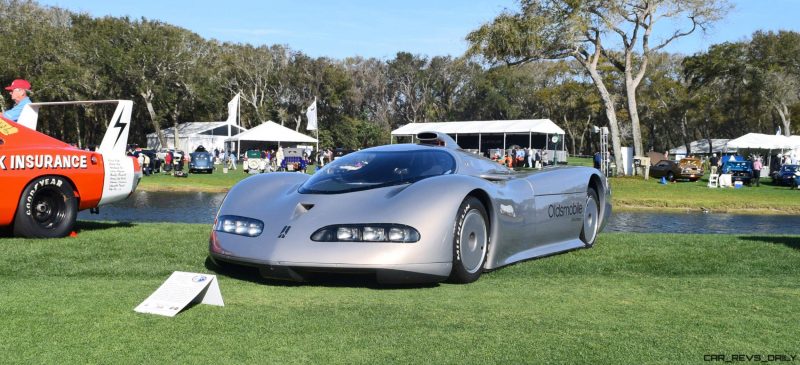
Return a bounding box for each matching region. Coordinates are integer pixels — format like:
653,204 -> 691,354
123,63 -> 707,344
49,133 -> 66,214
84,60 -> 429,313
709,153 -> 719,175
752,156 -> 762,187
228,150 -> 237,170
2,79 -> 32,122
164,151 -> 173,174
276,146 -> 284,171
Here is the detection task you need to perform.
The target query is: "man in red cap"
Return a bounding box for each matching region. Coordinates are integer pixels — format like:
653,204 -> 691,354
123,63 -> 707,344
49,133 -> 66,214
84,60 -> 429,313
3,79 -> 32,122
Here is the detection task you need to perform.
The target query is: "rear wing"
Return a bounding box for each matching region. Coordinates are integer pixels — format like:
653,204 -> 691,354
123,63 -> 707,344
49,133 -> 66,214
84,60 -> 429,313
17,100 -> 133,155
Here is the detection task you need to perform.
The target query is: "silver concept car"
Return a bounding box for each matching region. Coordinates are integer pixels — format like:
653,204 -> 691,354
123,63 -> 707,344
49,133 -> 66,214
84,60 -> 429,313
209,132 -> 611,284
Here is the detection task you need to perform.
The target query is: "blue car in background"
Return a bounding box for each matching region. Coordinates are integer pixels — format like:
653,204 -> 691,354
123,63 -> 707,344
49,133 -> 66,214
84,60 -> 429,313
189,148 -> 215,174
770,164 -> 798,186
721,160 -> 753,185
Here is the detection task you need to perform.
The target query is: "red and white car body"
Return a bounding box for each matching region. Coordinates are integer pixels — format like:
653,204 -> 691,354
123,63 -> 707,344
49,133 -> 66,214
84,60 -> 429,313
0,100 -> 141,237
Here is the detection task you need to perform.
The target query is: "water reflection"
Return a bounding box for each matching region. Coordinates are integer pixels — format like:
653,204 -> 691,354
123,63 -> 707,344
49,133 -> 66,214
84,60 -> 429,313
79,191 -> 226,224
607,211 -> 800,234
79,191 -> 800,234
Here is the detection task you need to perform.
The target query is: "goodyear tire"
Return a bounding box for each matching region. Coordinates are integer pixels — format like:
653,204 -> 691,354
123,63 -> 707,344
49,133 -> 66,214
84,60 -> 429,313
13,176 -> 77,238
448,196 -> 488,284
580,187 -> 600,247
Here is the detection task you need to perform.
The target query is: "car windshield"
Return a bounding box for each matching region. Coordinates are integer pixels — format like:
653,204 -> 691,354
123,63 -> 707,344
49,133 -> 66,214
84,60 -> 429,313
192,153 -> 209,161
726,161 -> 749,168
299,149 -> 456,194
782,165 -> 798,173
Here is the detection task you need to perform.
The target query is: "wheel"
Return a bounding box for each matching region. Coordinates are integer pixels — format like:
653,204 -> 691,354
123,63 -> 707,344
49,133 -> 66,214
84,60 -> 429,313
13,176 -> 78,238
580,187 -> 600,247
448,196 -> 489,284
666,172 -> 675,182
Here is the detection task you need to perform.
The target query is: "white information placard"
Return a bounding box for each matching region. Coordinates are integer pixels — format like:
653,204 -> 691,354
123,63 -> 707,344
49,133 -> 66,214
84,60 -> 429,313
135,271 -> 224,317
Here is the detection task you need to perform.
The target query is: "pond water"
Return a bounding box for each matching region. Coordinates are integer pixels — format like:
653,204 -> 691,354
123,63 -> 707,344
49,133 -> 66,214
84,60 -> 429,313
78,191 -> 800,235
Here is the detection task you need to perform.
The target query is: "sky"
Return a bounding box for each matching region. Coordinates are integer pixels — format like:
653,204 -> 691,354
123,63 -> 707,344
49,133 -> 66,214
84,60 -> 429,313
36,0 -> 800,59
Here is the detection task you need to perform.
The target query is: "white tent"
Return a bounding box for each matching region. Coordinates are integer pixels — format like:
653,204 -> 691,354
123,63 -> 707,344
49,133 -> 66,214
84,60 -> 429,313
669,139 -> 733,156
147,121 -> 246,152
225,120 -> 318,145
391,119 -> 565,135
725,133 -> 798,150
391,119 -> 567,160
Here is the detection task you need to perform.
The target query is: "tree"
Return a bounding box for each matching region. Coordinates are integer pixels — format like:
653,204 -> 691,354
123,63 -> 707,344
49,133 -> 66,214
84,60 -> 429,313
468,0 -> 729,174
467,1 -> 625,173
388,52 -> 435,125
589,0 -> 729,157
749,30 -> 800,136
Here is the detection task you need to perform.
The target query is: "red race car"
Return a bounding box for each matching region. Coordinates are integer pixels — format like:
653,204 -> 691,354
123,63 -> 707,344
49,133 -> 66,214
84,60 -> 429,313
0,100 -> 141,238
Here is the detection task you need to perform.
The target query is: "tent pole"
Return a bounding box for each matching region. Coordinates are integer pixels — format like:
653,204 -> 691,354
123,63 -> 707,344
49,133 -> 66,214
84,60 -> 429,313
529,132 -> 532,149
503,133 -> 506,153
546,133 -> 549,161
479,134 -> 482,155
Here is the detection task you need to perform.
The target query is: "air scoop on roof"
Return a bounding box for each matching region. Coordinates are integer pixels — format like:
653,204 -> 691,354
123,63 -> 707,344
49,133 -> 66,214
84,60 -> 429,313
416,131 -> 460,149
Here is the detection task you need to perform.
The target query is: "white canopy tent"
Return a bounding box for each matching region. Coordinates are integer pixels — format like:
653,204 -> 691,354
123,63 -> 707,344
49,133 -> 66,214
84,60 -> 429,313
725,133 -> 800,174
669,139 -> 733,157
391,119 -> 567,160
725,133 -> 798,150
146,121 -> 246,152
391,119 -> 565,136
225,121 -> 317,155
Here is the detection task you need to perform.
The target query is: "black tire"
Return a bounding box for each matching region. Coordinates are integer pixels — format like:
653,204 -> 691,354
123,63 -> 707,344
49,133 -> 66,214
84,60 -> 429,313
666,172 -> 675,182
448,196 -> 489,284
580,187 -> 600,247
13,176 -> 78,238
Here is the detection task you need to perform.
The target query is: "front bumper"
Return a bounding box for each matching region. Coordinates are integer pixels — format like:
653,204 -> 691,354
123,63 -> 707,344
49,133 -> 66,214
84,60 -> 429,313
209,252 -> 450,284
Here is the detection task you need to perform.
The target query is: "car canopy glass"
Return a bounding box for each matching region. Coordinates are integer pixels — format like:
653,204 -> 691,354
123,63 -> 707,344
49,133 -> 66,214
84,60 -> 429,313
191,152 -> 210,161
299,149 -> 456,194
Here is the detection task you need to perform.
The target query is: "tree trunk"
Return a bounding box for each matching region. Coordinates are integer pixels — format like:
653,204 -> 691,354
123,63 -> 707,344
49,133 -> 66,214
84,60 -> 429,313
775,103 -> 792,136
141,89 -> 166,148
680,114 -> 690,156
578,115 -> 592,156
625,77 -> 644,157
75,117 -> 82,149
585,67 -> 623,175
172,106 -> 181,151
562,115 -> 577,156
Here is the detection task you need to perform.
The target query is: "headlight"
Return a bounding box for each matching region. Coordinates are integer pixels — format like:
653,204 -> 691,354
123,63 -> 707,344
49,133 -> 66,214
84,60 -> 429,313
795,172 -> 800,177
312,224 -> 420,243
214,215 -> 264,237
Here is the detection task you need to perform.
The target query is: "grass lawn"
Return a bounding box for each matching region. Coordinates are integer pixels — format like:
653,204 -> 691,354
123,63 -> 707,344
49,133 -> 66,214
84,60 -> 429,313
2,222 -> 798,364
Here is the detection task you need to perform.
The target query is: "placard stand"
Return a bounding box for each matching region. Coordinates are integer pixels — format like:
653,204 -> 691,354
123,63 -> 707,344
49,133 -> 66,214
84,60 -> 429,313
135,271 -> 224,317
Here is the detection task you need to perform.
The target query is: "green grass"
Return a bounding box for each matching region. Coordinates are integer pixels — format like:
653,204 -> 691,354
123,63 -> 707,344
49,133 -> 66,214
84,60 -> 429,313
2,222 -> 799,364
610,175 -> 800,214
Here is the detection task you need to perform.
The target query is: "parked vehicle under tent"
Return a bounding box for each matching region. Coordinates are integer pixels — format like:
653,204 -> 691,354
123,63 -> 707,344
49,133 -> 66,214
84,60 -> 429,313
725,133 -> 800,176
